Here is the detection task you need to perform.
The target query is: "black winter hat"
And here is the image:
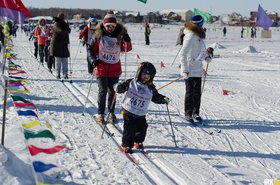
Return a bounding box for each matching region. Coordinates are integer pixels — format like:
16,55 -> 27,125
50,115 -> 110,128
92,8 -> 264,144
135,62 -> 157,84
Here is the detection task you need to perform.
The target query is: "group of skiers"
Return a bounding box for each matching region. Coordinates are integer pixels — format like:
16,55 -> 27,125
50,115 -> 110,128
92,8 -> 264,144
78,12 -> 213,153
2,12 -> 213,154
28,13 -> 70,79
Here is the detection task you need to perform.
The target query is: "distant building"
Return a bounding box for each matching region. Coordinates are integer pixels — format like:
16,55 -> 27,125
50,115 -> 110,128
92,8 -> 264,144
176,10 -> 193,22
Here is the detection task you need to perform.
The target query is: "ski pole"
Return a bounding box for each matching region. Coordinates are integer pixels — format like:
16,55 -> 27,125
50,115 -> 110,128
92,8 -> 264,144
68,44 -> 73,75
170,46 -> 182,67
81,73 -> 95,116
166,104 -> 177,147
157,76 -> 182,91
101,93 -> 117,139
201,63 -> 209,94
124,42 -> 127,80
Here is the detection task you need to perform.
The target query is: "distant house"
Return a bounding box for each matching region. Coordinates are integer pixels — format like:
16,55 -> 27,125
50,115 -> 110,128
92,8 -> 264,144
176,10 -> 193,22
144,12 -> 162,23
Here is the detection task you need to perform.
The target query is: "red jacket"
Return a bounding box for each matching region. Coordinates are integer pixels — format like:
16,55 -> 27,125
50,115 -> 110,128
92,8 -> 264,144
92,23 -> 132,77
79,26 -> 88,40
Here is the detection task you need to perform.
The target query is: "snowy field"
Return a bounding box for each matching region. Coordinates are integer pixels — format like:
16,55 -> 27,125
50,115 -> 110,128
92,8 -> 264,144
0,23 -> 280,185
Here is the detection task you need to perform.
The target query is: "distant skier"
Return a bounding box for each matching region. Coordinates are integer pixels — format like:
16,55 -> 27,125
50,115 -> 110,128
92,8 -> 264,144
223,27 -> 227,37
115,62 -> 170,153
179,15 -> 214,123
144,22 -> 151,45
241,27 -> 245,38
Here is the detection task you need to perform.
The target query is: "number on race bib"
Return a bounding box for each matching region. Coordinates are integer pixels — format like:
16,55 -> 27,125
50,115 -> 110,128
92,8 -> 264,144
103,53 -> 116,61
130,97 -> 145,108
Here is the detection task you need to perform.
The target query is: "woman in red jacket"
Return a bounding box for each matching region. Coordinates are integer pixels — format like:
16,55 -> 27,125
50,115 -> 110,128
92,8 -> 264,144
87,11 -> 132,123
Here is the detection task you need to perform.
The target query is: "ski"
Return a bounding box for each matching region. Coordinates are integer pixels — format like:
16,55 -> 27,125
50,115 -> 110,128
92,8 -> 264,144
120,147 -> 138,165
137,149 -> 151,159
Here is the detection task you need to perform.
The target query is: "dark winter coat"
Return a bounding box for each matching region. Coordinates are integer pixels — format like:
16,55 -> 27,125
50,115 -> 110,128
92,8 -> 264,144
50,17 -> 71,58
89,22 -> 132,77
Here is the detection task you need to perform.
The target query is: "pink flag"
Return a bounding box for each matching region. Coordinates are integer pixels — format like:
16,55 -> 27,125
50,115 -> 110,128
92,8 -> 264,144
223,90 -> 230,95
28,145 -> 68,156
160,61 -> 165,68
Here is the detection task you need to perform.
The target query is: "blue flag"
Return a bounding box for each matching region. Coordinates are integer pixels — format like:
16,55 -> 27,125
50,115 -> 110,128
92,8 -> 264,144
17,110 -> 38,117
256,4 -> 273,31
33,161 -> 57,172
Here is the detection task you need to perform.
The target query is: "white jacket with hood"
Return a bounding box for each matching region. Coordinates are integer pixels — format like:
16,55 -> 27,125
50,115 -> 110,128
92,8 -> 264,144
179,22 -> 208,78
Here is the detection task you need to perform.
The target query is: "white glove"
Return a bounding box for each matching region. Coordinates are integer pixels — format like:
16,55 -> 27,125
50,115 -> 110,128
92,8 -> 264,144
181,72 -> 189,79
205,55 -> 212,63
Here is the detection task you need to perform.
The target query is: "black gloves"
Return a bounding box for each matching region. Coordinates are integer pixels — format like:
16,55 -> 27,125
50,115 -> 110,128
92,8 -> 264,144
162,97 -> 170,104
122,33 -> 131,42
91,56 -> 99,68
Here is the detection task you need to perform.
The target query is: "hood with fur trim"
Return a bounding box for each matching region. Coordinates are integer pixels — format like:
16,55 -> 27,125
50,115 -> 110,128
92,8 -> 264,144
94,22 -> 127,42
184,21 -> 205,39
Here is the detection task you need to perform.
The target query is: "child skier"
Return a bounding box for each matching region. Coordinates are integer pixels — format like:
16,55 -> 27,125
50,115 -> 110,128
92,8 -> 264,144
115,62 -> 170,153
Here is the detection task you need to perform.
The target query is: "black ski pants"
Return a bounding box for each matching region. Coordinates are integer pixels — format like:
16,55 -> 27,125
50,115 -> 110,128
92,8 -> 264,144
96,76 -> 119,115
122,114 -> 148,148
38,45 -> 48,64
33,41 -> 38,58
184,77 -> 202,117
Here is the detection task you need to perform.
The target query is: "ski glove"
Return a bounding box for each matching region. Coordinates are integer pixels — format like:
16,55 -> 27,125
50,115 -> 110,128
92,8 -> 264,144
205,47 -> 214,63
122,33 -> 131,42
114,83 -> 124,93
181,72 -> 189,80
91,55 -> 99,68
162,97 -> 170,104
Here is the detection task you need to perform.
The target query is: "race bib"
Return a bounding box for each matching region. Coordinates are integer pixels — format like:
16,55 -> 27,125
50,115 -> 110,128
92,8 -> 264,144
98,36 -> 120,64
122,79 -> 153,116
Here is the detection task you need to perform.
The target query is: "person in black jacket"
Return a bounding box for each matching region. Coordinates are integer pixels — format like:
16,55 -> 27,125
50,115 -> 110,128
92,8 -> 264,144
49,13 -> 71,79
115,62 -> 170,153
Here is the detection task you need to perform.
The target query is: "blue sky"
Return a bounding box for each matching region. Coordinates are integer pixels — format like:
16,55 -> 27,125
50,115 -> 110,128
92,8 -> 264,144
21,0 -> 279,17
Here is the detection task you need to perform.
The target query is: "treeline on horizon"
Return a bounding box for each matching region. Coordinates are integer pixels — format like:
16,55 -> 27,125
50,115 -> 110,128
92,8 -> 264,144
28,7 -> 109,19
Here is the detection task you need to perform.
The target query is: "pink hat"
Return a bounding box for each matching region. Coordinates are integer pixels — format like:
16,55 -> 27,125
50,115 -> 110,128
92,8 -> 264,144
103,13 -> 117,26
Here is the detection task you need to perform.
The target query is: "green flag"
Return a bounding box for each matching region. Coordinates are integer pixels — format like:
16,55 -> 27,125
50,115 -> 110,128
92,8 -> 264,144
194,8 -> 211,23
24,129 -> 56,141
138,0 -> 147,4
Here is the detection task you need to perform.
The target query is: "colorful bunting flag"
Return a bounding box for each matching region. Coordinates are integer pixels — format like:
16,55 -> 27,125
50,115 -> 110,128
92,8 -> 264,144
194,8 -> 211,22
0,0 -> 31,23
8,85 -> 30,94
14,102 -> 36,109
17,110 -> 38,117
8,69 -> 26,75
24,130 -> 56,141
28,145 -> 68,156
256,4 -> 273,31
33,161 -> 57,173
8,81 -> 23,86
22,120 -> 52,130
